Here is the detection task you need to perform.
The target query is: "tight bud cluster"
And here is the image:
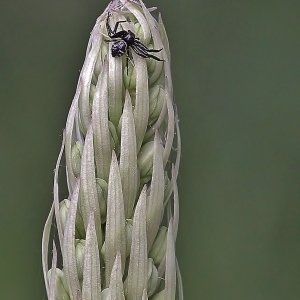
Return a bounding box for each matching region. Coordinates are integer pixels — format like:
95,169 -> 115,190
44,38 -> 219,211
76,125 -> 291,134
42,0 -> 182,299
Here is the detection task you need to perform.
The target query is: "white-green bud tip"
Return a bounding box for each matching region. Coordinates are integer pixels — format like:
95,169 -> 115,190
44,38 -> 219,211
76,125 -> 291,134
42,0 -> 183,299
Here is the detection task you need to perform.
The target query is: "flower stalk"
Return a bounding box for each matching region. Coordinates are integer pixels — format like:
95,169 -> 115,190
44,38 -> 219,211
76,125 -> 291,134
42,0 -> 182,299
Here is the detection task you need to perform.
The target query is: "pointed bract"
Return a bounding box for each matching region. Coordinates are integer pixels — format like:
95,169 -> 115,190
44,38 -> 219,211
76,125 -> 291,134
79,123 -> 102,247
105,151 -> 126,287
82,212 -> 102,300
109,252 -> 125,300
126,186 -> 148,300
146,131 -> 164,250
63,181 -> 81,299
165,220 -> 176,300
92,58 -> 112,181
120,91 -> 139,219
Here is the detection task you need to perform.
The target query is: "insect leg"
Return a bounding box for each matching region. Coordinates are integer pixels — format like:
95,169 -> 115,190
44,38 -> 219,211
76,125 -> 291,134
112,20 -> 127,34
132,44 -> 164,61
105,38 -> 120,43
134,40 -> 163,53
106,12 -> 128,37
125,49 -> 134,75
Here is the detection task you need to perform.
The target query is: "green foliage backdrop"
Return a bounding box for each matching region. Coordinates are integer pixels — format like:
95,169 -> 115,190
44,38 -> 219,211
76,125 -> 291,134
0,1 -> 300,299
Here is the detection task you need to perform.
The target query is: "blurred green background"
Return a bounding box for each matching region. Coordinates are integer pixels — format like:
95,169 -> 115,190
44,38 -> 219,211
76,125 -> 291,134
1,0 -> 300,299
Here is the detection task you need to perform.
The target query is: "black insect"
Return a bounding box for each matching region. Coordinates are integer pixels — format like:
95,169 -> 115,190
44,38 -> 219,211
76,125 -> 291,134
105,13 -> 164,73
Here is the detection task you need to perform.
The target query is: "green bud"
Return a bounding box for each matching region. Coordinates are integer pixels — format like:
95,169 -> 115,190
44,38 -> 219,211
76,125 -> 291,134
75,209 -> 86,239
96,178 -> 108,223
108,120 -> 120,156
59,199 -> 70,235
149,226 -> 167,264
151,289 -> 165,300
75,239 -> 85,282
149,85 -> 165,125
101,288 -> 110,300
89,83 -> 96,106
71,141 -> 83,177
133,22 -> 144,41
137,141 -> 154,179
147,258 -> 159,297
47,268 -> 70,300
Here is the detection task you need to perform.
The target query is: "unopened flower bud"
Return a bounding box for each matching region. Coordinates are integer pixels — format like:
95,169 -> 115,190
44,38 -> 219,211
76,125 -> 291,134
59,199 -> 70,234
46,268 -> 69,300
96,178 -> 108,223
149,86 -> 165,125
149,226 -> 167,264
42,0 -> 183,299
147,258 -> 159,297
137,141 -> 154,180
71,141 -> 83,177
75,239 -> 85,282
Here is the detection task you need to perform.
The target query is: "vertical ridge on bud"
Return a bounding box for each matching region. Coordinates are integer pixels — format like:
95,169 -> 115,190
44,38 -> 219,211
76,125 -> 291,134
92,59 -> 111,182
82,212 -> 101,300
126,186 -> 148,300
108,42 -> 123,126
109,252 -> 125,300
65,85 -> 82,192
105,151 -> 126,287
133,54 -> 149,151
79,124 -> 102,247
120,91 -> 139,219
78,33 -> 103,134
63,181 -> 81,300
146,131 -> 164,250
42,0 -> 183,299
